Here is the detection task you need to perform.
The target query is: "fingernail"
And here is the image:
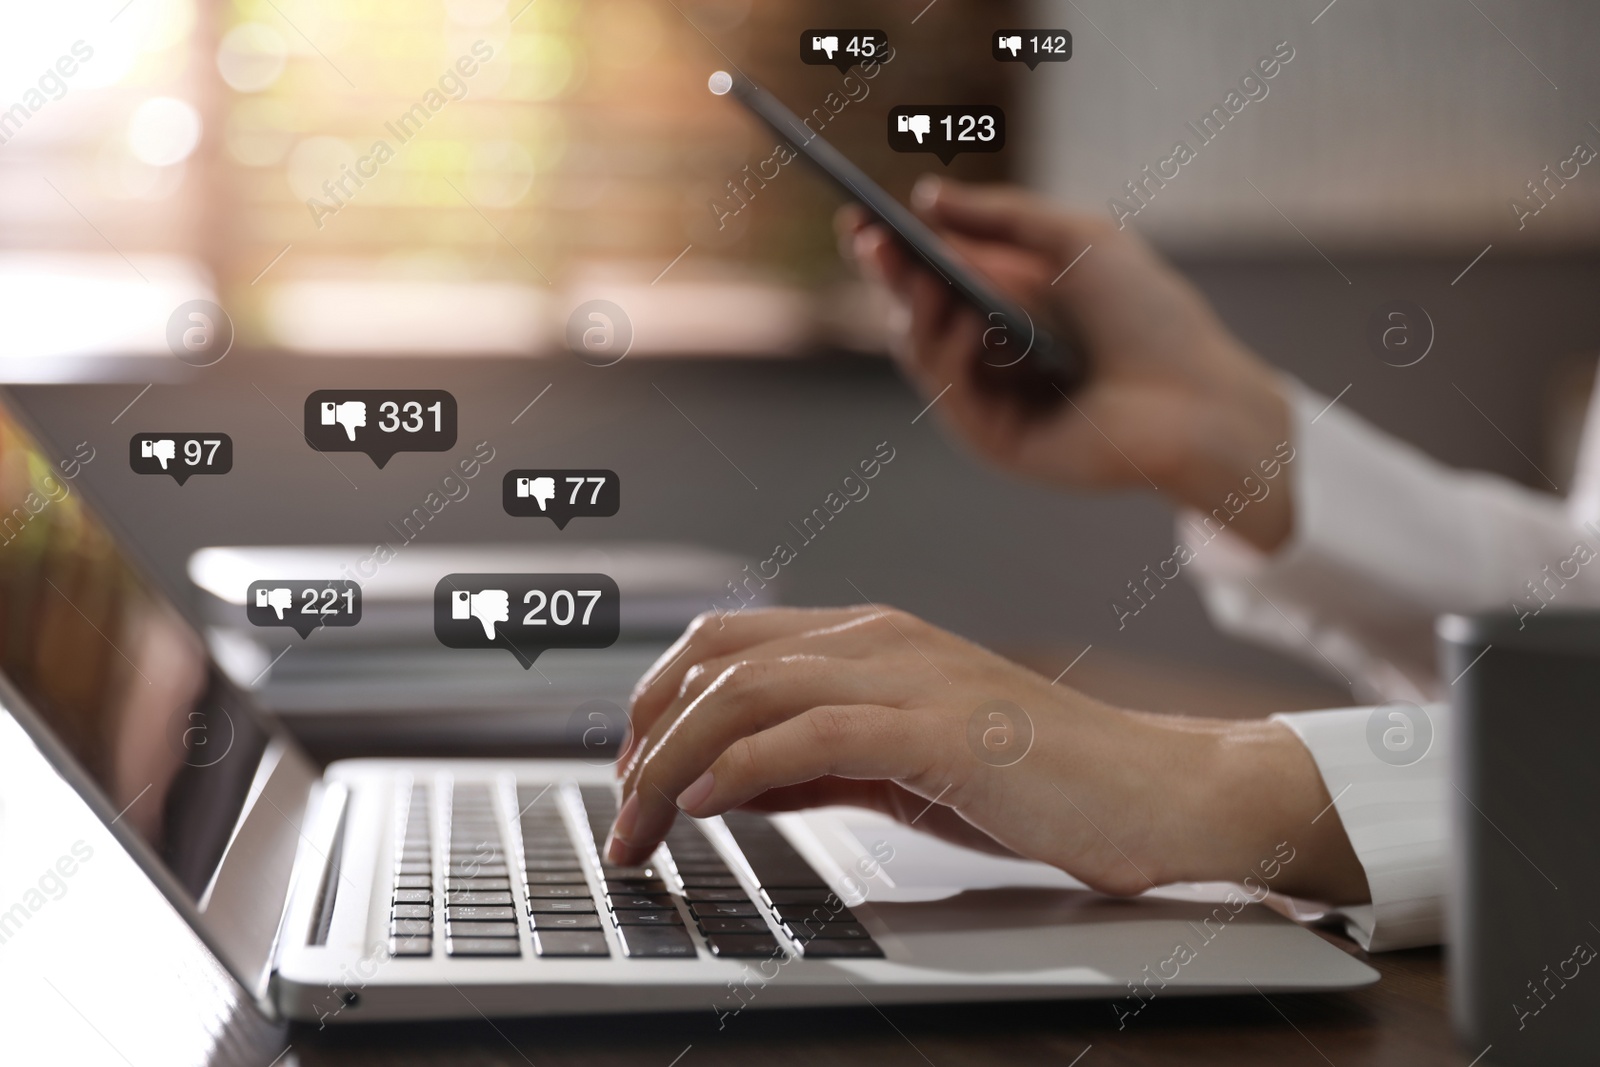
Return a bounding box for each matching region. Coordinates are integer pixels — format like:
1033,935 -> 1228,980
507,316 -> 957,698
601,831 -> 627,870
605,792 -> 640,862
912,174 -> 942,207
605,835 -> 631,865
676,770 -> 715,814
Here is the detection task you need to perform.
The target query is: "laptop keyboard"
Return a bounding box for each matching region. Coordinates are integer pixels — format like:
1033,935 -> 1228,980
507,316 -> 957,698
444,784 -> 522,956
385,778 -> 885,962
387,783 -> 435,956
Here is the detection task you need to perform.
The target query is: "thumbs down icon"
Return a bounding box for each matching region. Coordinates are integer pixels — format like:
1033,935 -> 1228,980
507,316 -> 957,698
255,586 -> 293,620
320,400 -> 367,442
452,588 -> 510,641
897,113 -> 931,144
812,34 -> 838,59
140,438 -> 176,470
516,476 -> 556,510
998,35 -> 1022,56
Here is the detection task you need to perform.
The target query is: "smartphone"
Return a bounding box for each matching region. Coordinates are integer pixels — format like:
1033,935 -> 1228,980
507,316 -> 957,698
713,70 -> 1084,391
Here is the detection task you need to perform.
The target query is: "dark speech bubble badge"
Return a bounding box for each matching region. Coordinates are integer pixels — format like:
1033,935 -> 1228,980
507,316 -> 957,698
887,105 -> 1005,166
503,469 -> 620,529
433,573 -> 620,670
303,389 -> 457,468
992,29 -> 1072,69
246,579 -> 362,639
800,28 -> 890,72
129,432 -> 233,486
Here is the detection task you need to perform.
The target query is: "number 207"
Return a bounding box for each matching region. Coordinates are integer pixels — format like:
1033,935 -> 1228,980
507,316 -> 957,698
522,589 -> 602,626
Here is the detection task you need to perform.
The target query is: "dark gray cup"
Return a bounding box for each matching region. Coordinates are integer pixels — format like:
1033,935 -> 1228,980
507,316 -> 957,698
1438,611 -> 1600,1064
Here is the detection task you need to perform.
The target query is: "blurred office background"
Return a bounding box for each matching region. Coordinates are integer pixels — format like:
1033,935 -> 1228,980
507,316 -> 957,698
3,0 -> 1599,720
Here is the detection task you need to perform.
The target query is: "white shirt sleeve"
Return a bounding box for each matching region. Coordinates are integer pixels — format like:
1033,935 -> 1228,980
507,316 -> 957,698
1183,377 -> 1600,701
1271,703 -> 1449,951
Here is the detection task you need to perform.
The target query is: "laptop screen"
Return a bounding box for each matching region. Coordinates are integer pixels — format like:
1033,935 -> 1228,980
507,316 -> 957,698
0,396 -> 271,901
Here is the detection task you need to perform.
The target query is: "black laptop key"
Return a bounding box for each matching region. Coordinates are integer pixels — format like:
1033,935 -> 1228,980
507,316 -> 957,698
447,937 -> 522,957
617,925 -> 697,958
612,909 -> 684,926
762,888 -> 846,907
528,898 -> 597,914
720,811 -> 830,888
599,865 -> 657,880
395,862 -> 431,876
393,889 -> 432,904
526,884 -> 591,899
391,904 -> 432,920
799,938 -> 885,958
698,916 -> 770,935
774,901 -> 856,924
787,921 -> 870,940
446,921 -> 519,938
525,871 -> 588,885
705,934 -> 784,959
672,861 -> 732,875
447,906 -> 515,921
603,878 -> 668,894
677,874 -> 742,888
608,893 -> 674,910
390,919 -> 432,936
534,930 -> 611,957
684,888 -> 751,903
447,877 -> 511,891
530,913 -> 603,931
395,875 -> 432,889
524,860 -> 586,872
690,900 -> 760,918
447,890 -> 513,906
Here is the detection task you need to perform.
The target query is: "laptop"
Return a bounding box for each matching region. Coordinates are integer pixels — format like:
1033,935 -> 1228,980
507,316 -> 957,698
0,391 -> 1377,1023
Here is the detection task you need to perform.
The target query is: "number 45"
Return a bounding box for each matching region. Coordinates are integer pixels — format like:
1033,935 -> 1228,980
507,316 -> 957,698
565,476 -> 606,505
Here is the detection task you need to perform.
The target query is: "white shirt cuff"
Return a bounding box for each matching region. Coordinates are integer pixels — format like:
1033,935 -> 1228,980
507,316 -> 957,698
1182,376 -> 1589,701
1271,704 -> 1449,951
